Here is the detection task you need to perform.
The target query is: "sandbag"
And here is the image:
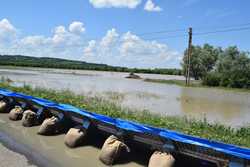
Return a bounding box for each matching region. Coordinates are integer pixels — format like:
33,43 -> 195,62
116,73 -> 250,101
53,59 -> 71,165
64,126 -> 87,148
99,135 -> 130,165
38,116 -> 59,135
148,151 -> 175,167
22,110 -> 37,127
8,106 -> 23,121
0,100 -> 7,113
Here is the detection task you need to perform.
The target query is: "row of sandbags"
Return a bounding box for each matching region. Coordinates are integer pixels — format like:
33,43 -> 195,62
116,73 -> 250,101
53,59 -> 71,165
65,128 -> 175,166
0,101 -> 175,167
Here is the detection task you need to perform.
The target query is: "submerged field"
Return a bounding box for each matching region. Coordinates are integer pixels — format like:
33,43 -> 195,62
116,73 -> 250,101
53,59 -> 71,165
0,81 -> 250,148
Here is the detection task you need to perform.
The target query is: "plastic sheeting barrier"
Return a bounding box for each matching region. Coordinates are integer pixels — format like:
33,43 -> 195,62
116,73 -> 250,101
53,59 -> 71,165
0,88 -> 250,161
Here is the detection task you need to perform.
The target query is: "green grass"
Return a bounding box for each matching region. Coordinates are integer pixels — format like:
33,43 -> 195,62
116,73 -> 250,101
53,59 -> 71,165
144,78 -> 201,87
0,81 -> 250,148
144,78 -> 250,93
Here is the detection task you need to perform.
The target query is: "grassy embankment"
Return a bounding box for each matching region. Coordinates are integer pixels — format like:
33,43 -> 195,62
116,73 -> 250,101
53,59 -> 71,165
144,78 -> 250,93
0,80 -> 250,148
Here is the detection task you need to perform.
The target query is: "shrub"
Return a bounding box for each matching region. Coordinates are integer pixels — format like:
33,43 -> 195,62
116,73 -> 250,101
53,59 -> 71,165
202,72 -> 220,87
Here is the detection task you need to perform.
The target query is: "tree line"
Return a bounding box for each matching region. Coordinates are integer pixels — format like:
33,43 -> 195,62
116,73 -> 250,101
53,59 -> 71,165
182,44 -> 250,88
0,55 -> 182,75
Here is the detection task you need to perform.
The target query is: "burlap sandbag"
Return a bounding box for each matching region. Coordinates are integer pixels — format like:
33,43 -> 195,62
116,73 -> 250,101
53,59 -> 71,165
22,110 -> 37,127
64,127 -> 87,148
38,116 -> 59,135
99,135 -> 130,165
148,151 -> 175,167
0,100 -> 8,113
8,106 -> 23,121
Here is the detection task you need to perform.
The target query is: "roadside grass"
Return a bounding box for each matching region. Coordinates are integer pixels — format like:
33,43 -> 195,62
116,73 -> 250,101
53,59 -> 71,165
0,80 -> 250,148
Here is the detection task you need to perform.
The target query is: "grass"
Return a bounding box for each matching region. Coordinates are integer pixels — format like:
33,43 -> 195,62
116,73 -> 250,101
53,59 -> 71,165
0,79 -> 250,148
144,78 -> 201,87
144,78 -> 250,93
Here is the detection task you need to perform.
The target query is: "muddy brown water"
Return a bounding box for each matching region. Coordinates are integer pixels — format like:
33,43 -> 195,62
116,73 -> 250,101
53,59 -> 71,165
0,67 -> 250,128
0,114 -> 146,167
0,113 -> 219,167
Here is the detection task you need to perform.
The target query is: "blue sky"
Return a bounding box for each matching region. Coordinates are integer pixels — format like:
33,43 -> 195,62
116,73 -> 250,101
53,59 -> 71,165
0,0 -> 249,68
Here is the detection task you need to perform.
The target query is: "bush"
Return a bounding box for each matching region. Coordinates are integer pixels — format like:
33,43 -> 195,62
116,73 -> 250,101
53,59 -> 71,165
202,72 -> 220,86
200,46 -> 250,89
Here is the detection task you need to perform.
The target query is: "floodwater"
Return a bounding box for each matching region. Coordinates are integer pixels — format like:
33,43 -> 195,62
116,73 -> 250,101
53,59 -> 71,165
0,67 -> 250,128
0,114 -> 146,167
0,142 -> 36,167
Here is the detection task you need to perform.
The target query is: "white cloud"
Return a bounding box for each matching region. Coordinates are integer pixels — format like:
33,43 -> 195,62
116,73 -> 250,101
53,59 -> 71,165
0,19 -> 181,68
89,0 -> 142,9
83,40 -> 97,57
144,0 -> 162,12
20,35 -> 50,46
0,18 -> 17,43
0,20 -> 86,59
52,26 -> 68,44
83,29 -> 180,68
100,28 -> 119,49
69,21 -> 85,34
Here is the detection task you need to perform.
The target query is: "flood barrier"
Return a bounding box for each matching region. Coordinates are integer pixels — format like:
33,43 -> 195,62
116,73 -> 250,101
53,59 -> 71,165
0,88 -> 249,167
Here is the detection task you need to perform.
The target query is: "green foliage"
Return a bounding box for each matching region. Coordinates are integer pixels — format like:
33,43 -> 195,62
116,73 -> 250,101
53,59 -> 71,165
1,82 -> 250,148
215,46 -> 250,88
182,45 -> 250,89
182,44 -> 221,80
202,72 -> 220,87
144,78 -> 201,87
0,55 -> 182,76
200,46 -> 250,88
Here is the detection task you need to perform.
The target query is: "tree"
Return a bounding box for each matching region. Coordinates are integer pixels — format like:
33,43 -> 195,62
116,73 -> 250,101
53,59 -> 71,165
216,46 -> 250,88
182,44 -> 221,80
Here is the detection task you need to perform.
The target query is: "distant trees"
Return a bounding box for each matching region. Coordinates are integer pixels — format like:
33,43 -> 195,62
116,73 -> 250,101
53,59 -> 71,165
182,45 -> 250,88
0,55 -> 182,76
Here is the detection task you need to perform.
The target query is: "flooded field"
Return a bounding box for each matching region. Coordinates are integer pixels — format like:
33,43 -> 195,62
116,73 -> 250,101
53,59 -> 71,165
0,66 -> 250,128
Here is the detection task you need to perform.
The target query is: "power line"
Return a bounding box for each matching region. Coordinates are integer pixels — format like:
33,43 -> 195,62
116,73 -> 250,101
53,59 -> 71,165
193,22 -> 250,32
193,26 -> 250,36
142,25 -> 250,41
142,34 -> 187,40
137,28 -> 186,37
135,21 -> 250,39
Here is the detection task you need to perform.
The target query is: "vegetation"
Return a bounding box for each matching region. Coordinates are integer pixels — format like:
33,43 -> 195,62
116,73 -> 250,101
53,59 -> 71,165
144,78 -> 201,87
0,80 -> 249,148
182,45 -> 250,88
182,44 -> 221,80
0,55 -> 182,75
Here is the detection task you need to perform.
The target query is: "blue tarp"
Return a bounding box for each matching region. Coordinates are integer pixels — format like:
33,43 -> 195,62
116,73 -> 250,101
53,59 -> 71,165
0,88 -> 250,160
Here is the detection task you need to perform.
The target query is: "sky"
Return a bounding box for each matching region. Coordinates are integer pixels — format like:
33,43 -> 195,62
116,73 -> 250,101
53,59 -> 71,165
0,0 -> 249,68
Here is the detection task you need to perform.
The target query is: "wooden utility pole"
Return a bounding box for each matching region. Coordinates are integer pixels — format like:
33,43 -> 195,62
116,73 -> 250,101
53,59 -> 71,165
187,27 -> 193,86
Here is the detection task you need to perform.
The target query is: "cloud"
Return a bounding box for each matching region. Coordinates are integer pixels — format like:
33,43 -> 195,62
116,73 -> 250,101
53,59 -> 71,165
69,21 -> 85,34
0,20 -> 86,59
0,19 -> 181,68
89,0 -> 142,9
83,29 -> 180,68
83,40 -> 97,57
144,0 -> 162,12
0,18 -> 17,43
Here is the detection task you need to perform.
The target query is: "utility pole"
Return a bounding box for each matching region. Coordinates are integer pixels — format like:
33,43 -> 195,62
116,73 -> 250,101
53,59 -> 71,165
187,27 -> 193,86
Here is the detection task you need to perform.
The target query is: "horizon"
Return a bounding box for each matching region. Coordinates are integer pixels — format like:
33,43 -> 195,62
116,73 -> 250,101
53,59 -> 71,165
0,0 -> 250,68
